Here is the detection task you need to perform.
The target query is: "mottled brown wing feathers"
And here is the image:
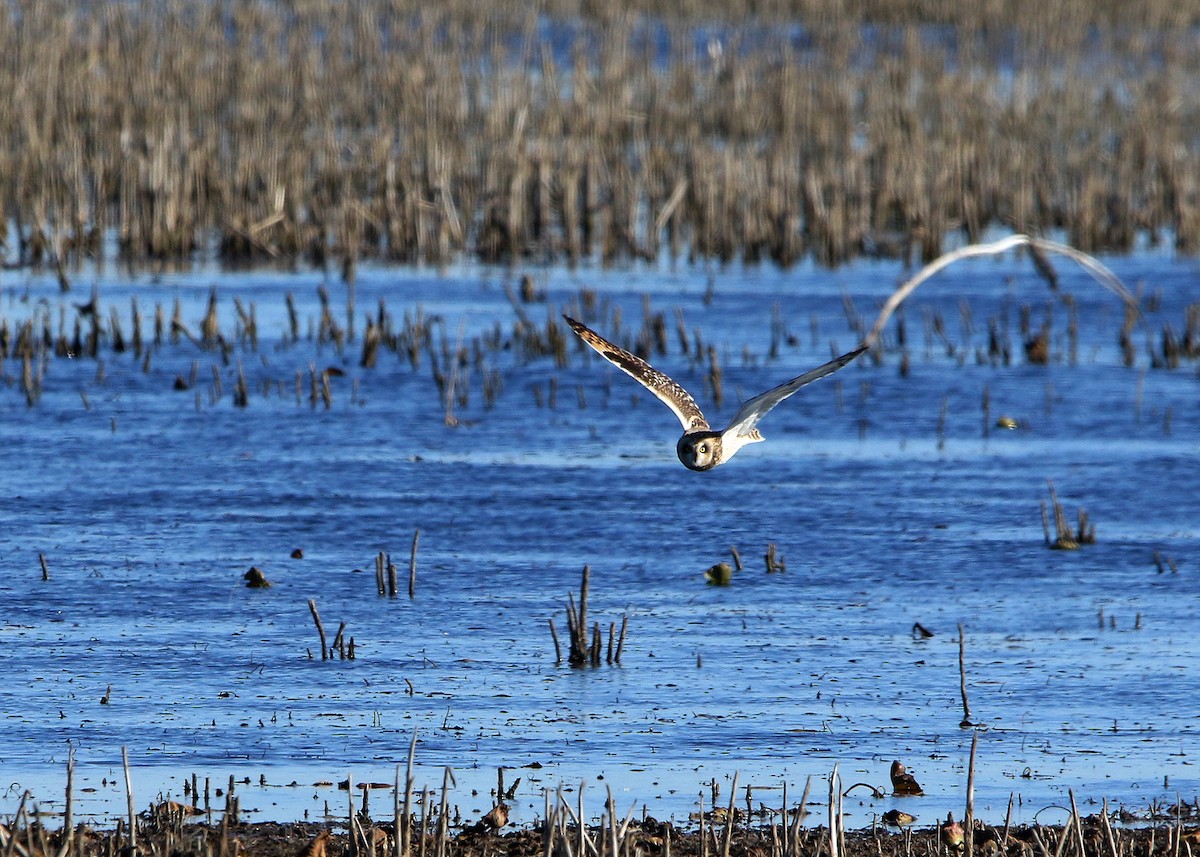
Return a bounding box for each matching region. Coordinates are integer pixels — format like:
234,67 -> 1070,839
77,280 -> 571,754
564,315 -> 709,432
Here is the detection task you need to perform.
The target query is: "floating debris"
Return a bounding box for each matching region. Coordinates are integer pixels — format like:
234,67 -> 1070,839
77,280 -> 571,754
151,801 -> 202,821
883,809 -> 917,828
472,803 -> 509,833
940,812 -> 966,852
890,760 -> 924,796
843,781 -> 886,799
243,567 -> 271,588
296,829 -> 331,857
704,562 -> 733,586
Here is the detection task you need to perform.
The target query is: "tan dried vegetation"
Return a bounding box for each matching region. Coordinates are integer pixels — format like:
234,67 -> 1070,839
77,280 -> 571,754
4,1 -> 1200,273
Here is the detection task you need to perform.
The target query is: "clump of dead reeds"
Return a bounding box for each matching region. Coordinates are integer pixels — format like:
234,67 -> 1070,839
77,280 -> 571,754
372,534 -> 420,598
307,599 -> 355,660
1153,551 -> 1180,575
1040,480 -> 1096,550
548,565 -> 627,667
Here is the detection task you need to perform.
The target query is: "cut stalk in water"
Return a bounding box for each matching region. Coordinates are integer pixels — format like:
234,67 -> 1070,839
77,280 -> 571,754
964,731 -> 979,856
828,765 -> 842,857
958,623 -> 974,727
58,746 -> 74,857
309,599 -> 328,660
548,619 -> 562,664
720,772 -> 738,857
122,746 -> 136,850
409,529 -> 420,599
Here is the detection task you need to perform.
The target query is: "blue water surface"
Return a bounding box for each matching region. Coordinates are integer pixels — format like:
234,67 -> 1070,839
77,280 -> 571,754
1,242 -> 1197,830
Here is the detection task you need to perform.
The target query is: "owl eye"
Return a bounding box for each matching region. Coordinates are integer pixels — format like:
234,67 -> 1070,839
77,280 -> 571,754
698,444 -> 708,454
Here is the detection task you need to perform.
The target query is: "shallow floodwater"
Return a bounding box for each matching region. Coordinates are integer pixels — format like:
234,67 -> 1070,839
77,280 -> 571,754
1,242 -> 1197,831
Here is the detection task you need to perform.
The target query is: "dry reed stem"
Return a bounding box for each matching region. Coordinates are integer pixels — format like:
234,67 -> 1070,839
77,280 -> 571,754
436,769 -> 454,857
346,773 -> 357,857
720,772 -> 738,857
4,791 -> 30,857
549,619 -> 563,664
1099,800 -> 1120,857
58,747 -> 74,857
6,764 -> 1197,857
965,732 -> 979,856
958,623 -> 974,727
409,530 -> 420,599
562,565 -> 622,668
121,747 -> 136,850
1069,791 -> 1087,857
308,599 -> 328,660
4,233 -> 1161,423
828,766 -> 841,857
400,731 -> 418,857
1001,793 -> 1015,852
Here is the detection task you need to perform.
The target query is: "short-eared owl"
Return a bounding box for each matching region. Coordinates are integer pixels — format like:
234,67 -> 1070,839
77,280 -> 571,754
564,315 -> 866,471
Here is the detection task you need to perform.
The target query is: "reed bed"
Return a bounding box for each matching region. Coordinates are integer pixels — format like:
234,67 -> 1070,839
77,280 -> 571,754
6,806 -> 1200,857
1039,480 -> 1096,551
5,1 -> 1200,273
4,238 -> 1195,425
549,564 -> 628,667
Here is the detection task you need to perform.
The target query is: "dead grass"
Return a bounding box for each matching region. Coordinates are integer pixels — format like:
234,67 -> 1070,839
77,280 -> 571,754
5,2 -> 1200,271
3,796 -> 1199,857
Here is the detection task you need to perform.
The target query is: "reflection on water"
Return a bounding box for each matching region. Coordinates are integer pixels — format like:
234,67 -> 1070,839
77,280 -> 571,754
1,246 -> 1197,828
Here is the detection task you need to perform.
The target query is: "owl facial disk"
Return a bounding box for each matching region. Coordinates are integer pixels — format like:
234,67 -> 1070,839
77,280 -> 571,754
677,433 -> 720,472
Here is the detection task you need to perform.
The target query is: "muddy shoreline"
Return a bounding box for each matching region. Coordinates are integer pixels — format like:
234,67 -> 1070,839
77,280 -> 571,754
6,808 -> 1200,857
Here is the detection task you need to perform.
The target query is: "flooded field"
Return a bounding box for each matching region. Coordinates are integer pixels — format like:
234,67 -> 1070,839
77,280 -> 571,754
1,240 -> 1198,831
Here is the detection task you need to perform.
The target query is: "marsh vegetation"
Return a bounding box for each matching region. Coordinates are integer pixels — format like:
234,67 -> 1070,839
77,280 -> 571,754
6,1 -> 1200,274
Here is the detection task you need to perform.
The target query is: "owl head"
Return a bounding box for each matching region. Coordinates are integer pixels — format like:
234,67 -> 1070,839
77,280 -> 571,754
677,431 -> 722,471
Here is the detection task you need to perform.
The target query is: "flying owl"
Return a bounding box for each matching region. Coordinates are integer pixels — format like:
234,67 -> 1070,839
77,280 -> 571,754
564,315 -> 865,471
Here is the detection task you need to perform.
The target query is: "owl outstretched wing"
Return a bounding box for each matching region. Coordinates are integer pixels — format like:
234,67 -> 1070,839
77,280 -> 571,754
563,315 -> 710,432
722,346 -> 867,439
